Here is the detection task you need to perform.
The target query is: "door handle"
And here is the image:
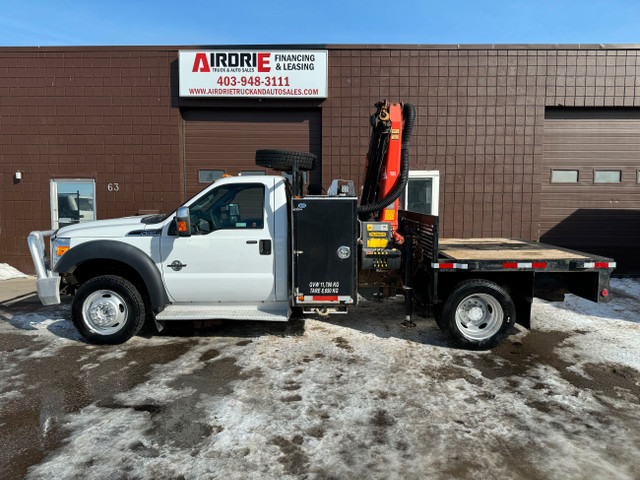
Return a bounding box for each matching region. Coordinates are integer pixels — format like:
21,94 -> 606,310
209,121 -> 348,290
259,239 -> 272,255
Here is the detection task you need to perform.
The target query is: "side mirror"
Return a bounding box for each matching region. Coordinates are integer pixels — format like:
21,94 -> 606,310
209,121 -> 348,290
175,206 -> 191,237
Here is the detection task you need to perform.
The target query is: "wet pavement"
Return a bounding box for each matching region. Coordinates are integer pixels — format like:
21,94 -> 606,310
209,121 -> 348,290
1,277 -> 639,479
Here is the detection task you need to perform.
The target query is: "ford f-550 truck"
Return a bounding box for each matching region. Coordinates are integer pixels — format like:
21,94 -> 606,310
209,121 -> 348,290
28,101 -> 616,349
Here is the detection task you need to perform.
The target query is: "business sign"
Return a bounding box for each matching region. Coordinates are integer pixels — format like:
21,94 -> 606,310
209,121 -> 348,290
179,50 -> 328,99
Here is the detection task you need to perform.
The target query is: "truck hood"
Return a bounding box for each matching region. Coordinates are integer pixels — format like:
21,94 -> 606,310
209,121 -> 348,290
56,216 -> 157,239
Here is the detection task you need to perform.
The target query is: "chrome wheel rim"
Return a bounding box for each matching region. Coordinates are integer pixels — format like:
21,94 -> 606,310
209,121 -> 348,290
82,289 -> 128,334
454,293 -> 503,341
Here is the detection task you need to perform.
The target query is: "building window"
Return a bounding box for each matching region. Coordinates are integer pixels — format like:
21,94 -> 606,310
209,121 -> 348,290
637,170 -> 640,183
199,170 -> 225,183
50,179 -> 96,229
239,170 -> 266,176
404,170 -> 440,215
594,170 -> 622,183
551,170 -> 579,183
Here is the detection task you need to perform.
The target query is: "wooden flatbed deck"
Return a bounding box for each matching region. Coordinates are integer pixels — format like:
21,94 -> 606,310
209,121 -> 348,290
438,238 -> 590,261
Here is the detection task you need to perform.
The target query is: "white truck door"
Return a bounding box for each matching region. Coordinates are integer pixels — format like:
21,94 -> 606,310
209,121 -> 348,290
160,180 -> 276,303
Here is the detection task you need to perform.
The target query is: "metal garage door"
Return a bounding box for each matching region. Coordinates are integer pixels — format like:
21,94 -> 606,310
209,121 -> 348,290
541,107 -> 640,273
182,109 -> 321,198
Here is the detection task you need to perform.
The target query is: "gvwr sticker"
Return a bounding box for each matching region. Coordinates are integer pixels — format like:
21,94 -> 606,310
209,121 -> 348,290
309,281 -> 340,294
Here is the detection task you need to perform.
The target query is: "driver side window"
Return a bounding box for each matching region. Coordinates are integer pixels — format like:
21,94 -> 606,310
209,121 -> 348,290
189,183 -> 265,235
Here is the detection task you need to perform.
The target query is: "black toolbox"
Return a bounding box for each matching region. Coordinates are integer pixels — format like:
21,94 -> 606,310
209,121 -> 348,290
292,197 -> 358,306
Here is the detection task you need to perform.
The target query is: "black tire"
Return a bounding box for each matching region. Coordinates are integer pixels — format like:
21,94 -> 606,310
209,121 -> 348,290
433,304 -> 448,332
72,275 -> 146,344
441,279 -> 515,350
255,149 -> 317,171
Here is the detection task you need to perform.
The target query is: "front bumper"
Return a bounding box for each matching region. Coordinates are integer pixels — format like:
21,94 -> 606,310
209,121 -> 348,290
27,230 -> 61,305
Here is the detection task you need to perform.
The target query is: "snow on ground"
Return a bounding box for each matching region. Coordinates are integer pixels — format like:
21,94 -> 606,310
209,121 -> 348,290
1,279 -> 639,479
534,281 -> 640,375
0,263 -> 28,280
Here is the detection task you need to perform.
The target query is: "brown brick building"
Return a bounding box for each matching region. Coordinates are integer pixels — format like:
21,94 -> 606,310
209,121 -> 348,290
1,44 -> 639,273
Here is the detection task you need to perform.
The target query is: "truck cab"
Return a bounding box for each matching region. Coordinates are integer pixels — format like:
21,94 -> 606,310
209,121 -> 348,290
157,175 -> 288,305
29,175 -> 296,343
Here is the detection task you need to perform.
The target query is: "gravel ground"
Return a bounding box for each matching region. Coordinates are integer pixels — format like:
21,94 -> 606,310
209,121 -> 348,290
0,277 -> 639,480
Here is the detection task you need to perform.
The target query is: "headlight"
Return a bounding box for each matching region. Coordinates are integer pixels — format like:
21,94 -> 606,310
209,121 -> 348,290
51,237 -> 70,268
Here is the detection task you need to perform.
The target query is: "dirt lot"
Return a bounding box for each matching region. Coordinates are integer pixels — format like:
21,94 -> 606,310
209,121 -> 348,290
1,277 -> 639,479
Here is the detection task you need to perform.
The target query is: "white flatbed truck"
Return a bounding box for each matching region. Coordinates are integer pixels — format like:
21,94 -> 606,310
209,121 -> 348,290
27,101 -> 615,349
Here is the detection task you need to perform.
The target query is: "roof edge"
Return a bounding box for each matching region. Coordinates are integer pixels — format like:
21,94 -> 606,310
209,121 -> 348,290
1,43 -> 640,52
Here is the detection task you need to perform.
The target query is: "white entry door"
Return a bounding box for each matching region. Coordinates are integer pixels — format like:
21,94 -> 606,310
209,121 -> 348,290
50,179 -> 96,229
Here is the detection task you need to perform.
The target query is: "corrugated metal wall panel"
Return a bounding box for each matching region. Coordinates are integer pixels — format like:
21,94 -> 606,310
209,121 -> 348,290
541,107 -> 640,273
183,108 -> 321,198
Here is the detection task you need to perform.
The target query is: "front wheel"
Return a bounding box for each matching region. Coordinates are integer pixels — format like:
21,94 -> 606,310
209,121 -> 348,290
441,279 -> 515,350
72,275 -> 146,344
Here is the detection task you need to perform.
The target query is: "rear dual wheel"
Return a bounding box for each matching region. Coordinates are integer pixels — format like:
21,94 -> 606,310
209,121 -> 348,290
439,279 -> 515,350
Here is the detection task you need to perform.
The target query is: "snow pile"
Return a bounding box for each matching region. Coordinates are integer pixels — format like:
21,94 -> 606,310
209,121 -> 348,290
0,263 -> 28,280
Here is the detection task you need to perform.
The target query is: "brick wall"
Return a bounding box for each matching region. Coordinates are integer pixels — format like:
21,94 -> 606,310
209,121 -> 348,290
2,44 -> 639,273
0,48 -> 182,272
